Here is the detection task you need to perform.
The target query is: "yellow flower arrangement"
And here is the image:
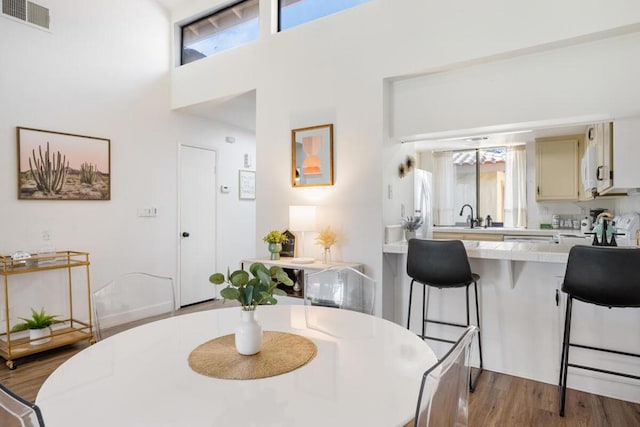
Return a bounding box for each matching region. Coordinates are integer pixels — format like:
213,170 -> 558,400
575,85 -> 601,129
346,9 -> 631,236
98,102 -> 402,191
262,230 -> 289,244
315,226 -> 337,249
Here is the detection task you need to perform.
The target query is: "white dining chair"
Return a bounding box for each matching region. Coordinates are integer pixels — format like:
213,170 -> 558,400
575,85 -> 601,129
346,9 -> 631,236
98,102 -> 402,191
414,326 -> 479,427
0,383 -> 45,427
304,266 -> 375,314
92,272 -> 176,341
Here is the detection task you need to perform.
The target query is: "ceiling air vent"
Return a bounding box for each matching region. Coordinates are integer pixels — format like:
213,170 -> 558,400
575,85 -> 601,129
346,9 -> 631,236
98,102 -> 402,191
2,0 -> 26,20
27,1 -> 48,28
2,0 -> 50,29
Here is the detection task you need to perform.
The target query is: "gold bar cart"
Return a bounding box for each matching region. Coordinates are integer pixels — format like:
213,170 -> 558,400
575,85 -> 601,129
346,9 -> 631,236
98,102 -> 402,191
0,250 -> 93,369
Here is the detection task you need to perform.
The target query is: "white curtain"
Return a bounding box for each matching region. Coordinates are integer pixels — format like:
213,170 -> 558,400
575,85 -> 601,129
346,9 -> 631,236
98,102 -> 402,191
504,146 -> 527,228
433,152 -> 456,225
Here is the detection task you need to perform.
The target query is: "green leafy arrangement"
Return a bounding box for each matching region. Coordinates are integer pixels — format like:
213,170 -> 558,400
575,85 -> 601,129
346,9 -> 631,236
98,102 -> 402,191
262,230 -> 289,244
11,307 -> 60,332
401,215 -> 424,232
209,263 -> 294,310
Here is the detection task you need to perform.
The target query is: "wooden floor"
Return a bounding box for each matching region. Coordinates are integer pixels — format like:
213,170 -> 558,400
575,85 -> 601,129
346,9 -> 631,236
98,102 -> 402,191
1,300 -> 638,426
468,369 -> 640,426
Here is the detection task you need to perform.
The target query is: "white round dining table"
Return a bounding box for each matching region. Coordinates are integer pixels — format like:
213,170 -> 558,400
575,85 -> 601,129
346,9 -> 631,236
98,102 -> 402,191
36,305 -> 436,427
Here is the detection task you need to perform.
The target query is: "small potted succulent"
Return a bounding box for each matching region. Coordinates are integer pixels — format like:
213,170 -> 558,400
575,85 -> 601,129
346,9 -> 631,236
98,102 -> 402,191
11,307 -> 60,346
209,263 -> 293,355
262,230 -> 289,260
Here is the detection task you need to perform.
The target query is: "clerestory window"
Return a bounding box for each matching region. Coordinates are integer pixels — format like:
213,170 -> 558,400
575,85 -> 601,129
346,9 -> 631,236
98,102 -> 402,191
278,0 -> 372,31
181,0 -> 259,65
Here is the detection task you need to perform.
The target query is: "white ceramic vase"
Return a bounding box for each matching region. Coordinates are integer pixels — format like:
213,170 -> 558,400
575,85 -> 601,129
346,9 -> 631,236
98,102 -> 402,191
235,309 -> 262,355
30,327 -> 51,346
404,230 -> 416,241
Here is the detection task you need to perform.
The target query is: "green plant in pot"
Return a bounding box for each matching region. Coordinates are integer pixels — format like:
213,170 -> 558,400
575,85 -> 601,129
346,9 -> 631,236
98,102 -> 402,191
11,307 -> 60,346
209,263 -> 293,355
262,230 -> 289,260
209,263 -> 293,309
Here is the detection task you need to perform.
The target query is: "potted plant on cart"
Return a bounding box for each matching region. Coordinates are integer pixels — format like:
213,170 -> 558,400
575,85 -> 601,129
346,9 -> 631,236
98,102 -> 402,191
209,263 -> 293,355
11,307 -> 60,345
262,230 -> 289,260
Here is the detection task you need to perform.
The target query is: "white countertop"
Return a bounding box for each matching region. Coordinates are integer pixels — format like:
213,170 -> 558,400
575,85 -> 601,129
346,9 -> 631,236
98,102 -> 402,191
384,240 -> 572,263
432,226 -> 577,237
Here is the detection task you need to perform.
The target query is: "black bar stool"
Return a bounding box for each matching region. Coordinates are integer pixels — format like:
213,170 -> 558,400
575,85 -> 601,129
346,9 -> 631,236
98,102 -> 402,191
559,245 -> 640,416
406,238 -> 483,391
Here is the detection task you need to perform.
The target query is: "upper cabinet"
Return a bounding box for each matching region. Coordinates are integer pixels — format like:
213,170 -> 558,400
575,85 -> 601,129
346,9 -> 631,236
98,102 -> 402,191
597,117 -> 640,195
535,135 -> 581,201
583,122 -> 613,195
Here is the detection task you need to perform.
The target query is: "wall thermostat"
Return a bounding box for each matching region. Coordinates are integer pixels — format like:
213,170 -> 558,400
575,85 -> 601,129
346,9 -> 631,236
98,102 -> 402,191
220,185 -> 230,193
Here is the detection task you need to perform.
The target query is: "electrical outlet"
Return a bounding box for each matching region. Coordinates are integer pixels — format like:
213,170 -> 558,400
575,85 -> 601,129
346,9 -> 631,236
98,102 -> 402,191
42,230 -> 50,241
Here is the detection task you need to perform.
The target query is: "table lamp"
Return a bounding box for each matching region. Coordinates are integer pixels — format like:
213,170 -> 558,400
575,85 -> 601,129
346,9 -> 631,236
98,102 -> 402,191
289,205 -> 317,265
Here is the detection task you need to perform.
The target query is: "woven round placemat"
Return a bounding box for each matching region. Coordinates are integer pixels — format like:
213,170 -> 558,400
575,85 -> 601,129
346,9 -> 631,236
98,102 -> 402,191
188,331 -> 317,380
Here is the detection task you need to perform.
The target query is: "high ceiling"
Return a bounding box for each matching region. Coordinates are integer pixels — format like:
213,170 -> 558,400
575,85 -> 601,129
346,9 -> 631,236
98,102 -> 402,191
154,0 -> 189,12
175,91 -> 257,132
154,1 -> 257,132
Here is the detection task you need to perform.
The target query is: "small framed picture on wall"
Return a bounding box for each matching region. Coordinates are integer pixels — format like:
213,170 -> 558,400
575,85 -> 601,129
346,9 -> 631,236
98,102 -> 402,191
238,170 -> 255,200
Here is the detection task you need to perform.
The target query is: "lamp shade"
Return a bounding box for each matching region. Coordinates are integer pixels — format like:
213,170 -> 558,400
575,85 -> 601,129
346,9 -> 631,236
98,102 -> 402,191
289,205 -> 317,232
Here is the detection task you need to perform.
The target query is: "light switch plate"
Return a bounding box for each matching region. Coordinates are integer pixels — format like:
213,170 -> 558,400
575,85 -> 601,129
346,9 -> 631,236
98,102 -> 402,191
137,207 -> 157,217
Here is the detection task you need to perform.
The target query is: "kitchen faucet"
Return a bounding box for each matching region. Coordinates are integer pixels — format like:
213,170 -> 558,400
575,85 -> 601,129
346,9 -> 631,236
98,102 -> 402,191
459,204 -> 475,228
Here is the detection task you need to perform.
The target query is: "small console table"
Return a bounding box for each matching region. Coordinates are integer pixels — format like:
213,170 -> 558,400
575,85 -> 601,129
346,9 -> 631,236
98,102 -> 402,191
240,258 -> 362,302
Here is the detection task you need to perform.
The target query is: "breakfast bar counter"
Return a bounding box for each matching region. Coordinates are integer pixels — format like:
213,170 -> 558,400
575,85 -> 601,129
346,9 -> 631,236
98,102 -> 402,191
384,240 -> 571,263
382,239 -> 640,405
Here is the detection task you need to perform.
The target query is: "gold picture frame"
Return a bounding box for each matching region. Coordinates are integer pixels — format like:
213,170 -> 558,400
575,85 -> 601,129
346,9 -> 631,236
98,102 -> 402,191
17,127 -> 111,200
291,124 -> 334,187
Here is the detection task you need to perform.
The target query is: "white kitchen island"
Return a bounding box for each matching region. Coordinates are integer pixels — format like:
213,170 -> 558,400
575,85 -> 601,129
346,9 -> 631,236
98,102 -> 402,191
383,240 -> 640,404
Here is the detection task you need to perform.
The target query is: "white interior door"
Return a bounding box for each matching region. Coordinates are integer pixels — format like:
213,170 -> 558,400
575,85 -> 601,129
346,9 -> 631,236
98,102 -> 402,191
180,145 -> 216,306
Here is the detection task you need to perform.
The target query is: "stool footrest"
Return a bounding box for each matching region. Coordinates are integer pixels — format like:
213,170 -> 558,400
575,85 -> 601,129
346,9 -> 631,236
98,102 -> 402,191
567,362 -> 640,381
424,319 -> 468,329
570,342 -> 640,359
418,335 -> 456,345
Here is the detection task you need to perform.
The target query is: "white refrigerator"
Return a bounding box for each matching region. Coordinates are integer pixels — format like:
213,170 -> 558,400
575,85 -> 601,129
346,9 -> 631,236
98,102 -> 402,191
414,169 -> 433,239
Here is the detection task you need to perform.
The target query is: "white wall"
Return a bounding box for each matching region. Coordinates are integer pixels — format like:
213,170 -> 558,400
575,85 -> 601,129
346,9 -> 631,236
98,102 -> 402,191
169,0 -> 640,317
392,30 -> 640,140
0,0 -> 256,321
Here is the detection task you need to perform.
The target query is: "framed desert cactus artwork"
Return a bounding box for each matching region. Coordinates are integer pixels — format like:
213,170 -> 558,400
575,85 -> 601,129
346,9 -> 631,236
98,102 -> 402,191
17,127 -> 111,200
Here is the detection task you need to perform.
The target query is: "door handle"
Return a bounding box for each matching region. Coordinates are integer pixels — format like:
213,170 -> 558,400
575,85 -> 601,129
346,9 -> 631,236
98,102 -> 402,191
182,232 -> 190,238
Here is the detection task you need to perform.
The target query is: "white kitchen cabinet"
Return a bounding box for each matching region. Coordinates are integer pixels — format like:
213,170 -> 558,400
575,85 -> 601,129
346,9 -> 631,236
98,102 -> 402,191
578,132 -> 594,201
536,135 -> 581,201
590,122 -> 614,194
598,117 -> 640,195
